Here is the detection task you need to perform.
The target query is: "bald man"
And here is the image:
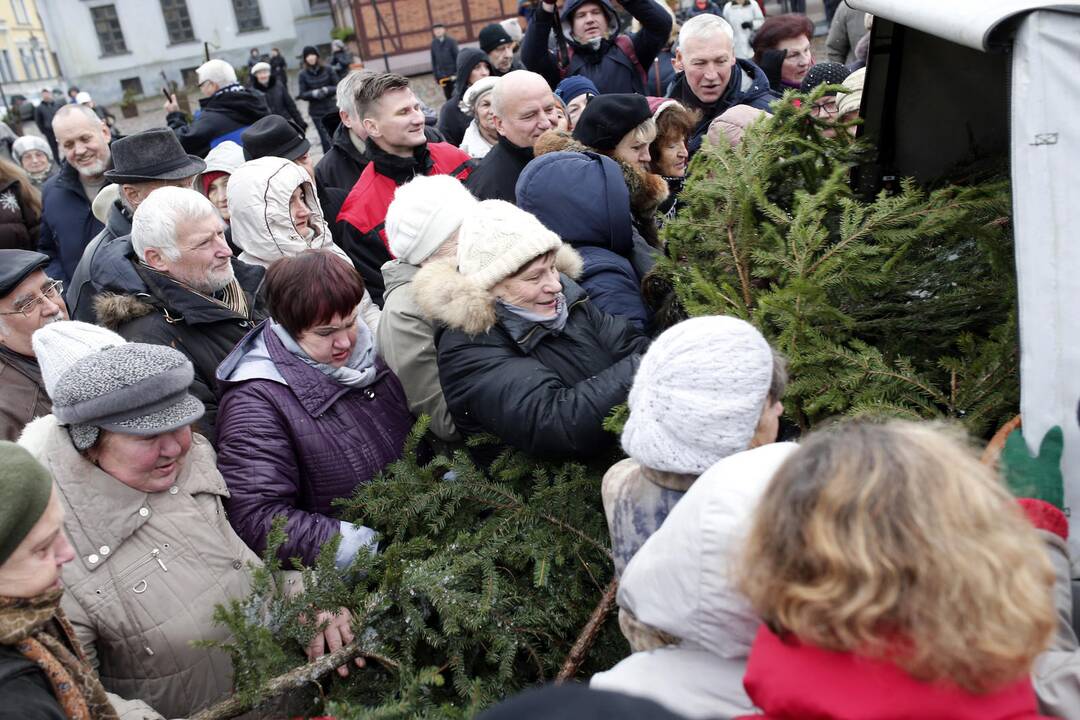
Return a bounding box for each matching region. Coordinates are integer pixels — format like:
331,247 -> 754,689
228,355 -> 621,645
465,70 -> 560,203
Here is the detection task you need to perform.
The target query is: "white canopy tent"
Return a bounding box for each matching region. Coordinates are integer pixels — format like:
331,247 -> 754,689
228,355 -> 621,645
851,0 -> 1080,560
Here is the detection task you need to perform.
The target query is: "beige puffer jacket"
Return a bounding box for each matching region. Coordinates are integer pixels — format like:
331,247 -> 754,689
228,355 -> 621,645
19,415 -> 262,719
226,156 -> 380,335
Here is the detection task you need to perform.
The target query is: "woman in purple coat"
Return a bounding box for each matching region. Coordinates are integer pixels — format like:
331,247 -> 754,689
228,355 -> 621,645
215,250 -> 413,568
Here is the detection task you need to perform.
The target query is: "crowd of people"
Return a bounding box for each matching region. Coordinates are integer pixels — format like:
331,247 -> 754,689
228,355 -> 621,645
0,2 -> 1078,719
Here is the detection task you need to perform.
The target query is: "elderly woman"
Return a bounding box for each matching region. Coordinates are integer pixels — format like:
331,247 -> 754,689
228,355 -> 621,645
0,442 -> 162,718
227,155 -> 380,332
458,76 -> 500,159
413,199 -> 649,459
21,321 -> 357,718
215,251 -> 413,569
438,48 -> 492,146
11,136 -> 57,190
751,14 -> 815,93
734,420 -> 1058,719
646,98 -> 696,220
537,94 -> 669,248
195,140 -> 244,225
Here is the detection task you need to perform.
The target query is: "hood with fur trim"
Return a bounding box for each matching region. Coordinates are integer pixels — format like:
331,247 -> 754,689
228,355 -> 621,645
412,245 -> 583,336
534,130 -> 668,221
93,292 -> 155,332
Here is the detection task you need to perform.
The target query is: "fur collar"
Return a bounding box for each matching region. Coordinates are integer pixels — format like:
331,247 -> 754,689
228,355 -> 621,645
412,245 -> 583,336
534,130 -> 669,218
93,292 -> 154,331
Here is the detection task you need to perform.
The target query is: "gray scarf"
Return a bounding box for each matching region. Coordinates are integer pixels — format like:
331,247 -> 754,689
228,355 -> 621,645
271,316 -> 377,388
497,292 -> 570,333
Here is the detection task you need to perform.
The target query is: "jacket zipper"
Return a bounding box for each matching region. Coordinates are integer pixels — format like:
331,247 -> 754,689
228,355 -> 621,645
95,548 -> 168,595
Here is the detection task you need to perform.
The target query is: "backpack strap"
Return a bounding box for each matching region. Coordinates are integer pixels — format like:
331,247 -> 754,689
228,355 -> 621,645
614,35 -> 649,90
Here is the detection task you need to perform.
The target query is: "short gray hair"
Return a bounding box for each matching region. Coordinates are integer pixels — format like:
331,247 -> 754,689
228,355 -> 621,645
131,187 -> 217,262
197,58 -> 237,87
52,103 -> 102,130
336,69 -> 375,120
678,14 -> 734,48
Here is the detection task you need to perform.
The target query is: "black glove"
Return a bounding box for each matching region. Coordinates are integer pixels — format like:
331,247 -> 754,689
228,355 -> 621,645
741,21 -> 753,29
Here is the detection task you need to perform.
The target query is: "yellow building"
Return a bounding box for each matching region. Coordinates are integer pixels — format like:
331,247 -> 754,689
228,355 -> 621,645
0,0 -> 59,105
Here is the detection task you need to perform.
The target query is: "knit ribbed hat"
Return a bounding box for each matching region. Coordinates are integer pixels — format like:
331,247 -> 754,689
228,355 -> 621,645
456,200 -> 562,289
554,76 -> 599,105
32,321 -> 126,395
479,23 -> 514,53
33,322 -> 204,450
621,316 -> 774,475
0,441 -> 53,567
837,66 -> 866,117
11,135 -> 51,165
799,62 -> 851,93
386,175 -> 477,265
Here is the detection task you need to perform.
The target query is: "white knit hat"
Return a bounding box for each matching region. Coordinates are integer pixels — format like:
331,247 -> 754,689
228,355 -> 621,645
837,66 -> 865,118
456,200 -> 562,289
621,316 -> 774,475
385,175 -> 477,265
459,75 -> 499,115
250,61 -> 271,75
32,321 -> 126,398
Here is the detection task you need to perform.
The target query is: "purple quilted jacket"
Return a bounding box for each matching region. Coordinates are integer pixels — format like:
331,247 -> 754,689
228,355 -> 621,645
214,321 -> 413,566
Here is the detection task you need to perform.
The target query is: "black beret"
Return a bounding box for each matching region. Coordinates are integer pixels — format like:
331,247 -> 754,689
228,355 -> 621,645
0,249 -> 49,299
572,93 -> 652,151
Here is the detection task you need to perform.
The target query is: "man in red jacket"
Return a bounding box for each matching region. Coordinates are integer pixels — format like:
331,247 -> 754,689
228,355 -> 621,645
336,73 -> 473,305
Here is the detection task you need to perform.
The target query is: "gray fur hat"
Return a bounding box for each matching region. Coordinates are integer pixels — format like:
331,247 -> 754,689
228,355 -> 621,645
34,322 -> 204,449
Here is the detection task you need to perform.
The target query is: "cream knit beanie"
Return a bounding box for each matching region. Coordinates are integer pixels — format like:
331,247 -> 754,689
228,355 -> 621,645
621,316 -> 774,475
385,176 -> 477,265
456,200 -> 562,289
32,320 -> 126,398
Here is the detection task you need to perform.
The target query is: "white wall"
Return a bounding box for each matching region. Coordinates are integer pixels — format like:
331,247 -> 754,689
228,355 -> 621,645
38,0 -> 331,104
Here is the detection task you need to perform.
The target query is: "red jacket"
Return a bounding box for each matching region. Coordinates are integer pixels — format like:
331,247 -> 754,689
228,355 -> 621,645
335,141 -> 472,305
738,626 -> 1051,720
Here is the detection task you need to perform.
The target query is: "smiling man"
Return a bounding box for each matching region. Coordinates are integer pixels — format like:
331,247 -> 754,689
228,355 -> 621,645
465,70 -> 559,203
666,14 -> 776,154
37,104 -> 112,285
520,0 -> 672,95
92,187 -> 267,439
336,73 -> 472,306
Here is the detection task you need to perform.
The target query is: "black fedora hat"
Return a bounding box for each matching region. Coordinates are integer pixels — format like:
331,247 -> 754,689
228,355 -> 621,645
103,128 -> 206,184
241,115 -> 311,162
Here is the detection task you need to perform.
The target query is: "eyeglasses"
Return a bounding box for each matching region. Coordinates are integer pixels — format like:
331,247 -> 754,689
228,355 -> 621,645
0,279 -> 63,317
812,99 -> 839,117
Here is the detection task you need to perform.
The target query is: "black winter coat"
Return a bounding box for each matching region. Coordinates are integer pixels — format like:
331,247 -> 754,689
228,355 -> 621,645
93,252 -> 267,440
38,161 -> 105,284
0,645 -> 66,719
520,0 -> 672,95
251,75 -> 307,130
437,48 -> 489,146
167,85 -> 269,158
66,200 -> 131,322
298,64 -> 339,122
0,178 -> 40,251
430,35 -> 459,79
464,136 -> 533,203
420,272 -> 649,459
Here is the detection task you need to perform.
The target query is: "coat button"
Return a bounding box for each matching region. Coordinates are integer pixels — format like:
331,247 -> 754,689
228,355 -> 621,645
99,545 -> 110,555
168,486 -> 178,495
139,507 -> 150,517
87,554 -> 99,564
232,560 -> 243,570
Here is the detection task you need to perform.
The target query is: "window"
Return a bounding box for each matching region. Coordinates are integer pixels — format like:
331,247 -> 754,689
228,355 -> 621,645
91,5 -> 128,56
0,51 -> 13,83
120,76 -> 144,96
18,47 -> 43,80
10,0 -> 29,25
231,0 -> 264,33
160,0 -> 195,44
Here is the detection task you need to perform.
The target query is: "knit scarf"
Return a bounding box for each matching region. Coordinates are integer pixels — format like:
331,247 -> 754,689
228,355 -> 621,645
0,589 -> 119,720
498,293 -> 570,333
271,317 -> 378,388
366,142 -> 432,186
140,263 -> 250,319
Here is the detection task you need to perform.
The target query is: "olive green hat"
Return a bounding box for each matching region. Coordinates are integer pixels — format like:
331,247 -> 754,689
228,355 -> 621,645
0,441 -> 53,567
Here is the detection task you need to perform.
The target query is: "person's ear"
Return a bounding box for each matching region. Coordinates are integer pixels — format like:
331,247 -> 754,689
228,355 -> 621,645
493,114 -> 505,136
120,184 -> 141,209
339,109 -> 353,129
142,247 -> 169,273
673,49 -> 685,73
361,117 -> 379,138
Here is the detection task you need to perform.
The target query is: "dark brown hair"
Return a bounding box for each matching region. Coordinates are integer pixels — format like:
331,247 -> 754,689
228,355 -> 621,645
264,251 -> 365,337
648,102 -> 698,175
0,158 -> 41,222
751,14 -> 814,65
355,72 -> 411,120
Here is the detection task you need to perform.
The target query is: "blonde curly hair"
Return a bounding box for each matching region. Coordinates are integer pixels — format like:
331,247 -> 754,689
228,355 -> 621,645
738,419 -> 1056,694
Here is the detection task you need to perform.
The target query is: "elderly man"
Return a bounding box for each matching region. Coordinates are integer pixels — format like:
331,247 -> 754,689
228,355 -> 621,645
92,187 -> 266,438
65,128 -> 205,322
165,58 -> 269,158
0,250 -> 67,439
521,0 -> 671,95
479,23 -> 521,77
465,70 -> 558,203
667,14 -> 776,154
38,104 -> 112,285
336,73 -> 471,306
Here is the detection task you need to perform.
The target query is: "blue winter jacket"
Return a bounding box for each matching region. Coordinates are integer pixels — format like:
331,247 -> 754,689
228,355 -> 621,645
517,150 -> 653,330
521,0 -> 673,95
38,161 -> 105,285
667,57 -> 777,154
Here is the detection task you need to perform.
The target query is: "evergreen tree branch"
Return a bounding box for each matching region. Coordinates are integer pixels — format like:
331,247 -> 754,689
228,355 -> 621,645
555,578 -> 619,682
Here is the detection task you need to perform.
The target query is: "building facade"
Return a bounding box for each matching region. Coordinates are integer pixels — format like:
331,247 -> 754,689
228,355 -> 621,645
0,0 -> 61,106
37,0 -> 333,105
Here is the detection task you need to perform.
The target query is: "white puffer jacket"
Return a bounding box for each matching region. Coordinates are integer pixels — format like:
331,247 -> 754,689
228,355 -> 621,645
226,156 -> 380,334
591,441 -> 799,719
